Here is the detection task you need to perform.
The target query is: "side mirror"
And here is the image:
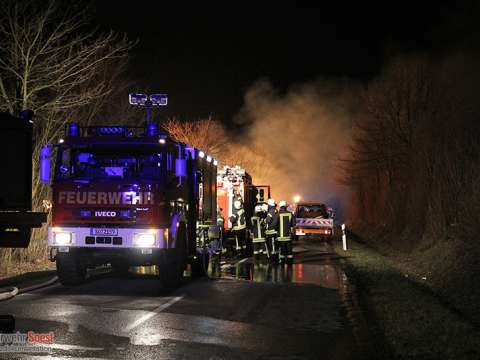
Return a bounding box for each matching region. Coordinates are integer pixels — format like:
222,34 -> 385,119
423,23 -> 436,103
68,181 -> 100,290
40,145 -> 51,184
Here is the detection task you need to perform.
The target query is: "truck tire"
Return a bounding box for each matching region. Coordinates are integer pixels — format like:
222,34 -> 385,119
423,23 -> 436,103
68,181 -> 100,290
191,252 -> 210,278
159,223 -> 187,288
56,252 -> 86,286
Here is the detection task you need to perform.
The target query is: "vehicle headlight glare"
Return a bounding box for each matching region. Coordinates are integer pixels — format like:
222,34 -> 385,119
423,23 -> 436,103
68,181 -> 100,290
54,232 -> 72,245
134,233 -> 155,247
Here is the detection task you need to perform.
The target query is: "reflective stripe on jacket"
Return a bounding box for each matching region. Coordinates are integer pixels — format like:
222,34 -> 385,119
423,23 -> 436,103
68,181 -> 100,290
232,208 -> 246,231
251,215 -> 266,243
278,211 -> 294,241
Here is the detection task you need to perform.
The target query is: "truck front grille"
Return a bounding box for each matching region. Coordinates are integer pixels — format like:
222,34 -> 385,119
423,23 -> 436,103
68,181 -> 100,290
85,236 -> 122,245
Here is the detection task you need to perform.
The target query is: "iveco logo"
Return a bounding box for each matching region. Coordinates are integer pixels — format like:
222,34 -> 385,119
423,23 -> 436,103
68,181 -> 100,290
94,211 -> 117,217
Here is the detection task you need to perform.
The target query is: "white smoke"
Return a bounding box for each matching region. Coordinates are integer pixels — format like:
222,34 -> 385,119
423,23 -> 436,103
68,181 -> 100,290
234,79 -> 354,219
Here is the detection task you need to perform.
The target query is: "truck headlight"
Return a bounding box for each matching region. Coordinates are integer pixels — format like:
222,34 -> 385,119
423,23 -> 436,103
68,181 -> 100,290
54,232 -> 72,245
133,233 -> 155,247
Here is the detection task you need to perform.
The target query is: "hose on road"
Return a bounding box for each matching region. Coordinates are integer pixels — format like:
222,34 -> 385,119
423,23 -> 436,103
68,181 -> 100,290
0,287 -> 18,301
0,275 -> 58,301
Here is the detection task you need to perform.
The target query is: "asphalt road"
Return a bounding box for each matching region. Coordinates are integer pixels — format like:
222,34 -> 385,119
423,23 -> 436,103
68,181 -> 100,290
0,240 -> 368,360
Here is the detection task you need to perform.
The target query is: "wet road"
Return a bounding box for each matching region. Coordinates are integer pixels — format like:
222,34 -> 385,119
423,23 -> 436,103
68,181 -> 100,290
0,240 -> 368,359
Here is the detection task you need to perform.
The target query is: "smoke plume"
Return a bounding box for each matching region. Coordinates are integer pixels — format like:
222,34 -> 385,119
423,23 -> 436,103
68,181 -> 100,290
233,79 -> 354,219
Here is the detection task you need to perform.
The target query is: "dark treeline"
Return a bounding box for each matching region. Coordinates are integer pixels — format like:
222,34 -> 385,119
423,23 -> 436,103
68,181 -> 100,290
344,53 -> 480,250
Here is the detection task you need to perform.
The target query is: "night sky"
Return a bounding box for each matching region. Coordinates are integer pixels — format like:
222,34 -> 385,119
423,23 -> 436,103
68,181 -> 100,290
95,2 -> 480,124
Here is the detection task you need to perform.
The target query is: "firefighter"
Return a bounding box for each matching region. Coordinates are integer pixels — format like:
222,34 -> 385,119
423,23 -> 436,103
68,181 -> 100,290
277,200 -> 295,264
265,198 -> 279,263
229,198 -> 247,257
250,205 -> 268,259
216,206 -> 225,256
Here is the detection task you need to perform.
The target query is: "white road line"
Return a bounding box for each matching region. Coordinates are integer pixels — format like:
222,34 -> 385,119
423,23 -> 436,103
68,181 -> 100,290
25,357 -> 107,360
31,343 -> 104,351
238,257 -> 249,264
125,295 -> 184,332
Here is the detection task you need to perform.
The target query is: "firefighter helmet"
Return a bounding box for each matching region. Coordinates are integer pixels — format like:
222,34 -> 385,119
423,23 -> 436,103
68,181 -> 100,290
233,199 -> 242,210
254,205 -> 262,214
261,203 -> 268,212
279,200 -> 287,208
267,198 -> 275,207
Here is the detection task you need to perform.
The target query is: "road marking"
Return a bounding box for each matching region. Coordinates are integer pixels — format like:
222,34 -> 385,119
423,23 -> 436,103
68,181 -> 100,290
28,342 -> 104,351
26,357 -> 107,360
125,295 -> 184,332
238,258 -> 249,264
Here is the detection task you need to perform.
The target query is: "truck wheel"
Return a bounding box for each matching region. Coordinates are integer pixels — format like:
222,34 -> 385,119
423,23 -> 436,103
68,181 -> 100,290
159,258 -> 182,288
159,224 -> 187,288
56,252 -> 86,286
191,252 -> 210,278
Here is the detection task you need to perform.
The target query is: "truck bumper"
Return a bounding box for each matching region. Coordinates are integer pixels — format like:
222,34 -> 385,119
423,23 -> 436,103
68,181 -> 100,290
48,226 -> 169,249
50,247 -> 170,267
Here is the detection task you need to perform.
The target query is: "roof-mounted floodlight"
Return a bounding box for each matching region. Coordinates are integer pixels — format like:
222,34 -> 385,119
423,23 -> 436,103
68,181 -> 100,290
199,151 -> 205,158
159,138 -> 166,144
213,160 -> 218,166
129,93 -> 148,106
129,93 -> 168,124
129,93 -> 168,107
150,94 -> 168,106
206,155 -> 212,162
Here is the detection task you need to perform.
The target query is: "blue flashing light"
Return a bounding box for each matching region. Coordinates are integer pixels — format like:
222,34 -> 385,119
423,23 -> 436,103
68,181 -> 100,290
147,122 -> 158,136
120,210 -> 131,218
80,210 -> 91,217
68,122 -> 79,137
99,126 -> 125,135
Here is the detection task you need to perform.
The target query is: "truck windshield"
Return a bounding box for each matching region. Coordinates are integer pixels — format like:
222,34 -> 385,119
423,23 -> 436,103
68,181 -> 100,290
296,204 -> 329,218
56,146 -> 168,181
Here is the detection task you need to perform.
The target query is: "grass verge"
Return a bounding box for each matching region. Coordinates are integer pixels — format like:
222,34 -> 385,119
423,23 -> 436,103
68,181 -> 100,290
333,237 -> 480,360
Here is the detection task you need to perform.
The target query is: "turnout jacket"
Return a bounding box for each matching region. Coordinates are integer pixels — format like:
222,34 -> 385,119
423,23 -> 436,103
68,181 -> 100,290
265,207 -> 279,235
277,208 -> 295,241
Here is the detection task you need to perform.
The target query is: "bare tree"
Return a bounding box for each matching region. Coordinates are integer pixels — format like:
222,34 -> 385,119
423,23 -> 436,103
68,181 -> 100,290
0,0 -> 134,265
162,116 -> 228,159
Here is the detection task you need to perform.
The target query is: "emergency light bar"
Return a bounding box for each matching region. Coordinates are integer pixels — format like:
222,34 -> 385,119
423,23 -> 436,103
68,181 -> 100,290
129,93 -> 168,107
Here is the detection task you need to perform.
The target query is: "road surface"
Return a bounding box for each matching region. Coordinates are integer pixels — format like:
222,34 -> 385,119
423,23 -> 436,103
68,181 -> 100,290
0,240 -> 369,359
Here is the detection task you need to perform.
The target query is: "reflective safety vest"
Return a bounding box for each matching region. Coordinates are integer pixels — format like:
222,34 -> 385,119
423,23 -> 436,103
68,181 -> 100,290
250,215 -> 266,243
232,208 -> 246,231
278,211 -> 293,241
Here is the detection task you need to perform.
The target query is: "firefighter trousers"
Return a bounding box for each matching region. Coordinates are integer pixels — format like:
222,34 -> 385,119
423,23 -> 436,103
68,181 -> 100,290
234,229 -> 246,256
252,240 -> 268,258
266,233 -> 278,262
278,240 -> 293,264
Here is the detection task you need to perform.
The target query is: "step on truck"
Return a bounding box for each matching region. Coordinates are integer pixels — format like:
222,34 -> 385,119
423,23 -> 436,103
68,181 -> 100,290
40,94 -> 219,287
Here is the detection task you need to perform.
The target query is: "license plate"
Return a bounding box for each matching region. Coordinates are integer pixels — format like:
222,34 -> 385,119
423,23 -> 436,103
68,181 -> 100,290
91,228 -> 118,236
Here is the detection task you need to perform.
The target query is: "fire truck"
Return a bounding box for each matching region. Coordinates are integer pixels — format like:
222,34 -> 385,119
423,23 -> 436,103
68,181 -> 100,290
41,94 -> 219,287
216,166 -> 270,253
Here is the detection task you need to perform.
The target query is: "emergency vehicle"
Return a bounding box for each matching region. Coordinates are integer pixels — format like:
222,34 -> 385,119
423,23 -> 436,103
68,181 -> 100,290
41,94 -> 219,287
294,202 -> 334,239
216,166 -> 270,228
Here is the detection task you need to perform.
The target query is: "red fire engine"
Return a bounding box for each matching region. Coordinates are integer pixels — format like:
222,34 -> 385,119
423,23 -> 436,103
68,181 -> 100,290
41,94 -> 219,287
216,166 -> 271,250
